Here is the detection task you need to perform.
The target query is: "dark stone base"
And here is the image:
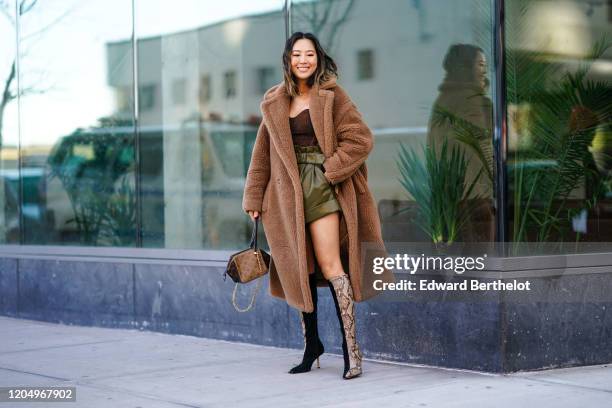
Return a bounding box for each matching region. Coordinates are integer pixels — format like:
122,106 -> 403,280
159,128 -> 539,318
1,257 -> 611,373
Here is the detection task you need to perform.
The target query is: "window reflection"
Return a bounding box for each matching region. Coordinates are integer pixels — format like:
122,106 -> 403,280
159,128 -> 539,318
255,67 -> 276,94
134,1 -> 284,249
224,70 -> 238,99
426,44 -> 494,243
292,0 -> 495,243
506,0 -> 612,249
5,0 -> 609,253
17,1 -> 135,245
0,0 -> 19,244
356,49 -> 374,81
199,75 -> 212,103
139,85 -> 156,111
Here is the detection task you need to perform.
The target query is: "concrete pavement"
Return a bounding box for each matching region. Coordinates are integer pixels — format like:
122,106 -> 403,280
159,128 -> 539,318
0,316 -> 610,407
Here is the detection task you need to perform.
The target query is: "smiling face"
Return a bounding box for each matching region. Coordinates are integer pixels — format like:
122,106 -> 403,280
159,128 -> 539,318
290,38 -> 318,82
474,51 -> 488,88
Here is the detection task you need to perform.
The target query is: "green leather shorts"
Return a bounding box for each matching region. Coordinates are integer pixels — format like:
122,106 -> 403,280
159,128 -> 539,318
295,144 -> 341,224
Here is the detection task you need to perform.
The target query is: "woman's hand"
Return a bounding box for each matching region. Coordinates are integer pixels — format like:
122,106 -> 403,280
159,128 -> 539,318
321,98 -> 373,185
247,211 -> 260,221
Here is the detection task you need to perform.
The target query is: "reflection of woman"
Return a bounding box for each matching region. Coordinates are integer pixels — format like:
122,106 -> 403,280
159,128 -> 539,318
427,43 -> 494,240
242,32 -> 391,379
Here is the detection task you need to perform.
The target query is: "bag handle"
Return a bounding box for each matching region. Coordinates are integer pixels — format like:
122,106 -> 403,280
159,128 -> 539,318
249,216 -> 259,250
232,222 -> 263,313
233,221 -> 264,312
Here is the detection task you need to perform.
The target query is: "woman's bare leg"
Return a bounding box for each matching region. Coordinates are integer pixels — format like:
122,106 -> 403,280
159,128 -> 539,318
310,211 -> 362,379
308,212 -> 345,280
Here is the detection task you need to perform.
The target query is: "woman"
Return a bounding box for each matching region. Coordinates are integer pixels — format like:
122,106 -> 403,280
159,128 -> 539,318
427,43 -> 494,241
242,32 -> 392,380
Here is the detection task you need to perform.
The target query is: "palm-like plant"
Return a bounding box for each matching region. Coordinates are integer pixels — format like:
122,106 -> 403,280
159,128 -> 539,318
60,171 -> 136,246
97,173 -> 137,246
430,104 -> 494,185
506,23 -> 612,244
64,183 -> 107,245
396,139 -> 483,244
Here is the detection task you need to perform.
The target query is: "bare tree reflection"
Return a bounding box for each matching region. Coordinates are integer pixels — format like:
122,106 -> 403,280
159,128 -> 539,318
291,0 -> 354,52
0,0 -> 74,148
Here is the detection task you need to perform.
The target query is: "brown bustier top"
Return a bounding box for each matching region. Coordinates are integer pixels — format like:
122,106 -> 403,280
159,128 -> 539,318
289,109 -> 318,147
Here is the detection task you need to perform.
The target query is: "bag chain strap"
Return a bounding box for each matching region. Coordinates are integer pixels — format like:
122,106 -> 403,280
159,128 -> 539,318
232,218 -> 264,313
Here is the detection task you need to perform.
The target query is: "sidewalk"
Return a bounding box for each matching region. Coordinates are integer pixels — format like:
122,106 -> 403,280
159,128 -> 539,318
0,316 -> 610,408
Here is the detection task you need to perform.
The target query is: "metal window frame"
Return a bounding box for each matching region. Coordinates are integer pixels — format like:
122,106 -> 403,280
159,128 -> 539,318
132,0 -> 143,248
0,244 -> 232,267
493,0 -> 509,245
15,0 -> 24,246
285,0 -> 291,38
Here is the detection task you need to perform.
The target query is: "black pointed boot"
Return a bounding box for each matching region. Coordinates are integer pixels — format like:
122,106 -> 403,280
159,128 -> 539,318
329,274 -> 362,379
289,273 -> 324,373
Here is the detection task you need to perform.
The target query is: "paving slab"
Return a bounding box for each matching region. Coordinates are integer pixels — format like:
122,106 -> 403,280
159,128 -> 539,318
0,317 -> 610,407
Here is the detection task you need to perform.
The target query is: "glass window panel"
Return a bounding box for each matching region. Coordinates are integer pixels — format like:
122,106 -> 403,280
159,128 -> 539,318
506,0 -> 612,252
135,0 -> 284,249
291,0 -> 496,244
18,1 -> 136,246
0,0 -> 19,244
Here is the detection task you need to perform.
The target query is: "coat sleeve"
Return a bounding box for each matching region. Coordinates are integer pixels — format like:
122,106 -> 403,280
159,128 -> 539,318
322,97 -> 373,185
242,121 -> 271,213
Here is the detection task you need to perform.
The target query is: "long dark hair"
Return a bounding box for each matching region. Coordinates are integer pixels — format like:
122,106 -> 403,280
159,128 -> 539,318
442,44 -> 487,86
282,32 -> 338,97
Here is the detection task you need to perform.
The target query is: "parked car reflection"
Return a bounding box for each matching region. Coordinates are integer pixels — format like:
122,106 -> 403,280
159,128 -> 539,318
1,167 -> 45,243
41,120 -> 258,248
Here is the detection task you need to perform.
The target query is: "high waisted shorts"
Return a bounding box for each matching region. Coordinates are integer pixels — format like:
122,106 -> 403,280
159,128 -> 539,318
294,144 -> 341,224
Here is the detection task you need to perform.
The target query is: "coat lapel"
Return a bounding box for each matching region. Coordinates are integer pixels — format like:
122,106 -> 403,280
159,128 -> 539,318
260,86 -> 300,185
260,82 -> 337,182
308,83 -> 335,156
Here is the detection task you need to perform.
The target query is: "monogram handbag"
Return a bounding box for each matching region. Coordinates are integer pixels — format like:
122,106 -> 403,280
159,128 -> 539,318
224,217 -> 271,312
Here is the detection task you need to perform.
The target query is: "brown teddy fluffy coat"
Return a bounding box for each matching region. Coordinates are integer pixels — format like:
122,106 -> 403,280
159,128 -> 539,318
242,78 -> 393,312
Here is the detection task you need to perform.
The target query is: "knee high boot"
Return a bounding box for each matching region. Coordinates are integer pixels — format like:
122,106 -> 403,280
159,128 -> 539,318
328,274 -> 362,379
289,273 -> 324,374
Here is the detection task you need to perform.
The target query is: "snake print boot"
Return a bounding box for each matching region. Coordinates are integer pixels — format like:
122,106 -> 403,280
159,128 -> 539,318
328,274 -> 362,379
